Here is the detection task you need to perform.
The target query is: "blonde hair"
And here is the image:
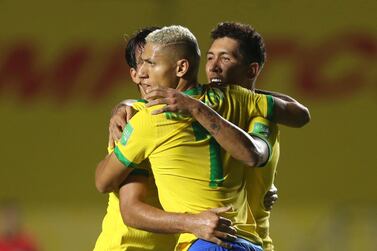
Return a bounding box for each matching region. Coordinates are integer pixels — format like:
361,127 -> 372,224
145,25 -> 201,57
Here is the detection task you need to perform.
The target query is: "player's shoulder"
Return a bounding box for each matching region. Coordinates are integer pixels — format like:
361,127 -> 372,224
127,99 -> 147,111
216,84 -> 254,97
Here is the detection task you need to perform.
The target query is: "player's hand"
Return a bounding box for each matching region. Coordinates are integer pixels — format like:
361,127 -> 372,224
108,105 -> 135,148
144,87 -> 198,116
186,206 -> 237,249
264,184 -> 278,211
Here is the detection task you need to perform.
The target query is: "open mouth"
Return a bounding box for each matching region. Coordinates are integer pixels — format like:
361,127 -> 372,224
209,78 -> 223,84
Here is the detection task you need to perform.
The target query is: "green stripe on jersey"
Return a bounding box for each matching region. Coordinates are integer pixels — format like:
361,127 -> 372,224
114,147 -> 138,168
191,122 -> 223,188
136,99 -> 148,103
209,138 -> 224,188
266,95 -> 275,121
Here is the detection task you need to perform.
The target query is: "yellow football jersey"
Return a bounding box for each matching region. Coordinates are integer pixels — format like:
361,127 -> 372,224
246,116 -> 280,251
93,106 -> 177,251
114,84 -> 275,250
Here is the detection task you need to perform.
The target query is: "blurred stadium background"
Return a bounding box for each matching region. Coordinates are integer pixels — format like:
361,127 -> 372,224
0,0 -> 376,250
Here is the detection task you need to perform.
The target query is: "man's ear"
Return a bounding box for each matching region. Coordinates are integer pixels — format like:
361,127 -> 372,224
176,59 -> 189,78
247,62 -> 260,80
130,68 -> 139,84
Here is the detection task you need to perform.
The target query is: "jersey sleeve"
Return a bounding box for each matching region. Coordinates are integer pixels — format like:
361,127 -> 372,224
247,116 -> 275,167
107,136 -> 150,177
113,109 -> 156,169
249,93 -> 275,121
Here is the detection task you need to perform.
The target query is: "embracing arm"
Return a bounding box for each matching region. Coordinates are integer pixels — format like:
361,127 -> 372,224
144,87 -> 269,167
190,101 -> 270,166
119,174 -> 236,248
95,152 -> 134,193
272,97 -> 310,128
256,89 -> 310,128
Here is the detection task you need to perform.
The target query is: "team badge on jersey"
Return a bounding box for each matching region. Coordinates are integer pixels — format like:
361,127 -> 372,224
120,123 -> 133,146
253,122 -> 270,138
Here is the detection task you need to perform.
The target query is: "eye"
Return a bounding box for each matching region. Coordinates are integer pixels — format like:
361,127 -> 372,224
145,59 -> 154,66
206,55 -> 213,61
221,56 -> 231,62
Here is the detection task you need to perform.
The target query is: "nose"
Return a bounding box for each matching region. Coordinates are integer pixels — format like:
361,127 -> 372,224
207,57 -> 221,73
137,62 -> 148,79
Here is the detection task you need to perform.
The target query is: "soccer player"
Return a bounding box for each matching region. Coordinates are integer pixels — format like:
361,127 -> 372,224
96,25 -> 308,251
93,27 -> 239,251
207,22 -> 299,251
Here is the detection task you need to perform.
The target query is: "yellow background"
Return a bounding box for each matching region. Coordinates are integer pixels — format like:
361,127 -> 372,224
0,0 -> 376,250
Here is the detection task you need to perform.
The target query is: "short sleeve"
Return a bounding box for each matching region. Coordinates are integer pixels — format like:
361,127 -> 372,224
249,93 -> 275,120
247,116 -> 275,166
114,109 -> 155,168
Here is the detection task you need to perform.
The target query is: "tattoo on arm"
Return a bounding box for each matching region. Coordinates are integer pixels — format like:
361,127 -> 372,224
204,109 -> 221,135
210,122 -> 220,135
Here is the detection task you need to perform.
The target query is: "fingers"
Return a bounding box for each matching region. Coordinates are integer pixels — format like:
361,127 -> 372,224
210,205 -> 233,214
216,223 -> 237,236
125,106 -> 136,122
270,184 -> 278,192
151,108 -> 166,115
108,135 -> 115,149
109,118 -> 124,141
218,216 -> 232,227
113,126 -> 123,141
150,105 -> 177,115
144,88 -> 169,100
210,236 -> 233,249
110,115 -> 126,130
264,193 -> 278,211
214,230 -> 237,242
145,98 -> 171,107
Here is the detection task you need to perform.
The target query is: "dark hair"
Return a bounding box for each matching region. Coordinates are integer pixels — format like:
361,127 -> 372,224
210,22 -> 266,66
125,26 -> 160,68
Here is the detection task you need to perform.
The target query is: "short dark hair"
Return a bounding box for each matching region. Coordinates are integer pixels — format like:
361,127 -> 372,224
210,22 -> 266,66
125,26 -> 160,69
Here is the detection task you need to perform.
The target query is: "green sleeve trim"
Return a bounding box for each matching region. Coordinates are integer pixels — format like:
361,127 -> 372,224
136,99 -> 148,103
114,146 -> 138,168
249,133 -> 272,168
130,168 -> 149,177
266,95 -> 275,121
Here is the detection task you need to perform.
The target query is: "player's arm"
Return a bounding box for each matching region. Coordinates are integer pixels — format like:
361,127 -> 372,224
95,152 -> 134,193
271,97 -> 310,128
256,89 -> 310,128
119,174 -> 237,249
96,113 -> 150,193
144,86 -> 269,167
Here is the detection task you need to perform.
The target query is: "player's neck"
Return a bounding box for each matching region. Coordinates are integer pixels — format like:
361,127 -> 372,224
175,78 -> 199,93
